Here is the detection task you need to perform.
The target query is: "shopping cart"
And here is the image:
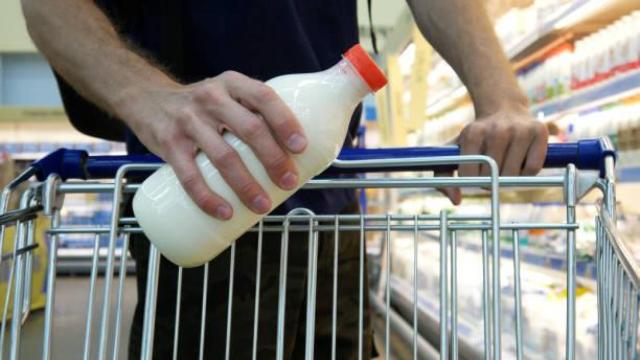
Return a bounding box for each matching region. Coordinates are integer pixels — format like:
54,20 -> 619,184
0,137 -> 636,359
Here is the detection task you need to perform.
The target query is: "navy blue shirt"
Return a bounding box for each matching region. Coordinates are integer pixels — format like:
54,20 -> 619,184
85,0 -> 361,214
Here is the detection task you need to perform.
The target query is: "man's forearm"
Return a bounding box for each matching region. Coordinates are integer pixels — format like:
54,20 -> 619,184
22,0 -> 177,120
407,0 -> 528,117
22,0 -> 308,218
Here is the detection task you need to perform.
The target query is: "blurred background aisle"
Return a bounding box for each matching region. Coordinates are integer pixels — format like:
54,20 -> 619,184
1,0 -> 639,358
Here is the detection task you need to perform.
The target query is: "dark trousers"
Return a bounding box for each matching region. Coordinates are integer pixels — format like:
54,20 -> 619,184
127,202 -> 373,359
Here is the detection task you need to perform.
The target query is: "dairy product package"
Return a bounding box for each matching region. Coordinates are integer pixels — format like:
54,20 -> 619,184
133,44 -> 387,267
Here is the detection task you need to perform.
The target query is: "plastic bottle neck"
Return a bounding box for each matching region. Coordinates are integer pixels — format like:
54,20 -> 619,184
325,58 -> 372,103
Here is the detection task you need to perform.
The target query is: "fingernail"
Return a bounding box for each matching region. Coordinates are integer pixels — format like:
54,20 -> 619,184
280,172 -> 298,189
286,133 -> 307,152
215,205 -> 232,220
252,195 -> 271,213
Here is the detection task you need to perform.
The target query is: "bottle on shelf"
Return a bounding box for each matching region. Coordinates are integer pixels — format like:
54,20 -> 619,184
519,10 -> 640,103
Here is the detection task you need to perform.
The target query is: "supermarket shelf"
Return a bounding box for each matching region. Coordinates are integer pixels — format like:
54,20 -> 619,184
509,0 -> 640,61
424,1 -> 581,117
425,0 -> 639,118
504,1 -> 582,59
532,69 -> 640,119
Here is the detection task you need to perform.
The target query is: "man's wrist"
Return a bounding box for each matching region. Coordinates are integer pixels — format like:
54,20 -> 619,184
473,88 -> 529,119
110,74 -> 180,127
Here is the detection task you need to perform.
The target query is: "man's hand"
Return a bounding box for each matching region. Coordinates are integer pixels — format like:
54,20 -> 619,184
458,106 -> 548,178
22,0 -> 306,220
438,105 -> 549,205
118,71 -> 307,220
407,0 -> 550,205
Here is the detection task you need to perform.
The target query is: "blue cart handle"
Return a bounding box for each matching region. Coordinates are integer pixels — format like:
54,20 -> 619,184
30,138 -> 615,181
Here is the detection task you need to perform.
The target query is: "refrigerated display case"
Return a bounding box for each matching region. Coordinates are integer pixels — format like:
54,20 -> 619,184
367,0 -> 640,356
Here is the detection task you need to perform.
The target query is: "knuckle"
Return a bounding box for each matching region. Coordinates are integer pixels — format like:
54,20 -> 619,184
238,180 -> 260,199
494,120 -> 511,132
494,126 -> 512,142
462,126 -> 483,146
192,86 -> 209,103
265,151 -> 289,172
175,107 -> 195,124
472,123 -> 486,136
196,84 -> 225,105
221,70 -> 241,81
242,117 -> 268,138
459,126 -> 473,142
253,84 -> 278,103
272,115 -> 295,134
523,121 -> 537,133
212,147 -> 238,168
158,131 -> 179,147
460,123 -> 471,135
194,192 -> 214,211
457,127 -> 469,145
181,172 -> 200,192
527,120 -> 542,132
516,122 -> 544,142
207,87 -> 226,105
514,126 -> 531,141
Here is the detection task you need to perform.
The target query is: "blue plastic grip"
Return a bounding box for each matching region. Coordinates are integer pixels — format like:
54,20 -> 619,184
31,138 -> 615,181
31,150 -> 163,181
30,148 -> 88,181
329,137 -> 616,175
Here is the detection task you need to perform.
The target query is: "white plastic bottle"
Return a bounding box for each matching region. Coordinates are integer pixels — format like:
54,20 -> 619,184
132,44 -> 387,267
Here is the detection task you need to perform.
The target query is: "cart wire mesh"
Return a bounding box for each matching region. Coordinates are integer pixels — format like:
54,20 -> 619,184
0,140 -> 636,359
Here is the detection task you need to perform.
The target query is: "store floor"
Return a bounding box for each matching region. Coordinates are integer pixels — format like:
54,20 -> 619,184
2,276 -> 137,359
4,276 -> 390,359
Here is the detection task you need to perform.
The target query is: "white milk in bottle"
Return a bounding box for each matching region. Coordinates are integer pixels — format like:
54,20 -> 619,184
133,44 -> 387,267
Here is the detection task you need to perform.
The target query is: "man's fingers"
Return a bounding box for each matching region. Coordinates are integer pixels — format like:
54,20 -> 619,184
443,188 -> 462,205
204,96 -> 300,191
435,171 -> 461,205
458,127 -> 483,177
186,118 -> 273,215
165,142 -> 233,220
522,124 -> 549,176
222,71 -> 307,153
501,129 -> 530,176
460,119 -> 549,177
480,124 -> 510,176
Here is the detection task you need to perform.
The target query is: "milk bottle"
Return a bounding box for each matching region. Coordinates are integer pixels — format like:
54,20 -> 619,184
133,44 -> 387,267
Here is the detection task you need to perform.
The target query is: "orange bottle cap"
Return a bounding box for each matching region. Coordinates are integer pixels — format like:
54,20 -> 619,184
343,44 -> 388,92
